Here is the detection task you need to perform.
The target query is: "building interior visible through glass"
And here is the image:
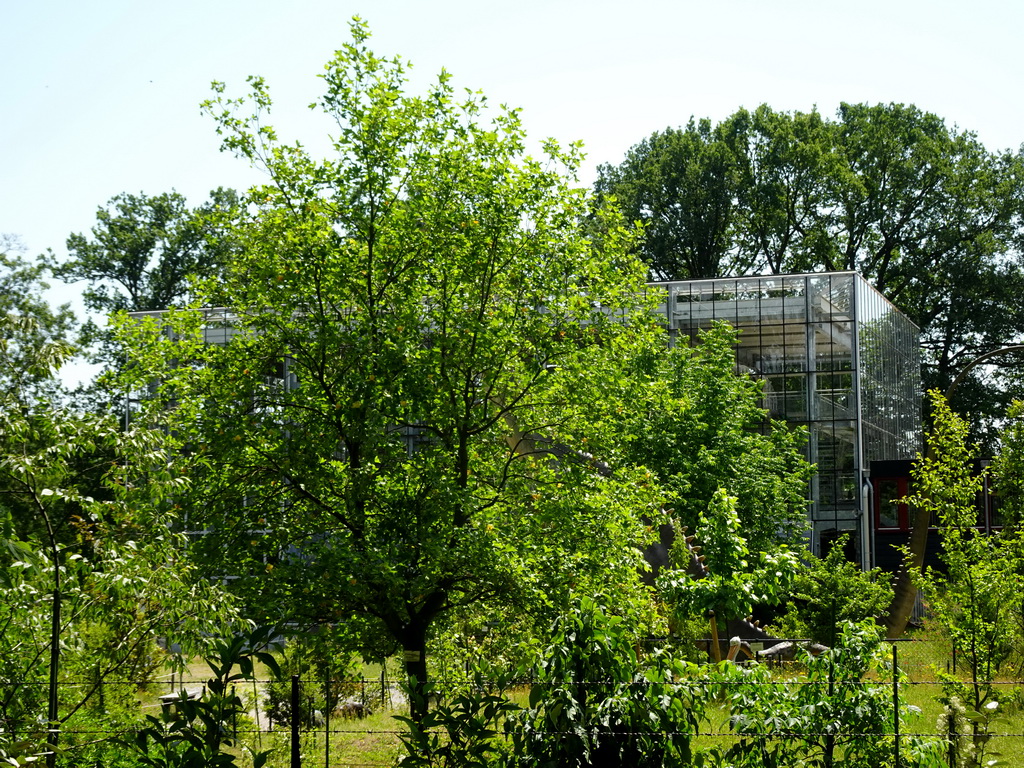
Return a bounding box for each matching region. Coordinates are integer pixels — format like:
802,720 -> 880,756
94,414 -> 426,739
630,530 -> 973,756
652,272 -> 922,570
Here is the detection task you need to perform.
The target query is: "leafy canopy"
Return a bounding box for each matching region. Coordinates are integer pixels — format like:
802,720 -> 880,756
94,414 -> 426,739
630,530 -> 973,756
598,104 -> 1024,441
57,189 -> 240,316
619,322 -> 810,555
51,189 -> 240,369
116,19 -> 665,714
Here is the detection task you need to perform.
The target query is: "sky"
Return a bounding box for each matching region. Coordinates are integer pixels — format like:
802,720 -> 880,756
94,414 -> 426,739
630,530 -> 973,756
4,0 -> 1024,383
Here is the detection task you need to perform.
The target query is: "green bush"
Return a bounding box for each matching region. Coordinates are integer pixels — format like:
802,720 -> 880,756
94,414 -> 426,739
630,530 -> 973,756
398,674 -> 518,768
124,626 -> 279,768
771,533 -> 892,646
263,638 -> 364,728
717,621 -> 943,768
505,596 -> 706,768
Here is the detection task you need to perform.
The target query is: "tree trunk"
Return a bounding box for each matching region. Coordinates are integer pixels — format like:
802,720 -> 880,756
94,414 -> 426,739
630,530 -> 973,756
46,580 -> 61,768
401,623 -> 429,723
41,502 -> 61,768
883,508 -> 929,638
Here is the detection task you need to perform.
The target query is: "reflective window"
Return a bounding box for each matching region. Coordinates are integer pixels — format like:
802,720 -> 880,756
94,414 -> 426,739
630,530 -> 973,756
653,272 -> 921,549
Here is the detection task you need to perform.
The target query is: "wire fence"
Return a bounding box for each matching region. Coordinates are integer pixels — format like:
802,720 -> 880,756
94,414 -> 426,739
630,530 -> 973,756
8,644 -> 1024,767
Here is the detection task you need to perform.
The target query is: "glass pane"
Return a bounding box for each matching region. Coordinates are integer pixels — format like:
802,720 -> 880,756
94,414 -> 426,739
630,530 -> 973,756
877,479 -> 900,528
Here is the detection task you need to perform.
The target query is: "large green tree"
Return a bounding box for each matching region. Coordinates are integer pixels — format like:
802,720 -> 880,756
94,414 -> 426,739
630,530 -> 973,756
615,324 -> 811,640
598,104 -> 1024,437
115,22 -> 666,719
58,188 -> 239,314
52,188 -> 240,367
727,105 -> 837,276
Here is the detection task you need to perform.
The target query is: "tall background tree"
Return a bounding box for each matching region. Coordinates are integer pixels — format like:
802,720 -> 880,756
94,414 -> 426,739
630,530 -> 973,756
51,188 -> 240,366
598,104 -> 1024,442
1,234 -> 76,400
594,120 -> 742,280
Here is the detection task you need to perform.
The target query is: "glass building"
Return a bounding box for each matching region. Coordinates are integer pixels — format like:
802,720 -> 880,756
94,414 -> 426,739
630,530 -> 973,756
649,272 -> 921,568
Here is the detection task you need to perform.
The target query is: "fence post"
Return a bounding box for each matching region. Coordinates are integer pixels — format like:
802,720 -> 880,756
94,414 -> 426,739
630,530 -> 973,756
892,642 -> 900,768
291,674 -> 301,768
825,658 -> 835,763
325,667 -> 330,768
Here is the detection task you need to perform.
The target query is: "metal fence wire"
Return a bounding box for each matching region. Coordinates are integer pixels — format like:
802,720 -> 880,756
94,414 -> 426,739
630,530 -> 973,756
10,646 -> 1024,768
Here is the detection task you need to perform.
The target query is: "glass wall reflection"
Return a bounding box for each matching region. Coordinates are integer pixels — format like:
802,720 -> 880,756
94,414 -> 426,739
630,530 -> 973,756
650,272 -> 921,567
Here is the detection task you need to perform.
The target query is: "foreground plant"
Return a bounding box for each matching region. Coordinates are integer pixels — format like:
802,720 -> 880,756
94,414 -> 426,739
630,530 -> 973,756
771,532 -> 893,646
913,392 -> 1023,766
127,626 -> 280,768
505,596 -> 706,768
397,672 -> 518,768
717,621 -> 942,767
658,488 -> 800,643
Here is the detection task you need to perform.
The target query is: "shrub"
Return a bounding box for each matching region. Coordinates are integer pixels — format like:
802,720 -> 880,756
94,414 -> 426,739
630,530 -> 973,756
718,621 -> 942,767
771,533 -> 892,646
504,596 -> 706,768
263,638 -> 363,729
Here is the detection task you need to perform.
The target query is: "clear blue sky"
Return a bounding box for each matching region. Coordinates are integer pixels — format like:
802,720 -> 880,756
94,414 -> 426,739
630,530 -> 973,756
4,0 -> 1023,380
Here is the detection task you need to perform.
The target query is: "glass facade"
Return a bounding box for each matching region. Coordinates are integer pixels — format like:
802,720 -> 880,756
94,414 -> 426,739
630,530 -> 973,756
649,272 -> 921,568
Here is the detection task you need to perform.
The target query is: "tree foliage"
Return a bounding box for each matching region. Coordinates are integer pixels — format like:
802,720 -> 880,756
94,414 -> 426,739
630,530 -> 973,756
657,489 -> 800,638
771,533 -> 893,647
115,20 -> 667,718
58,189 -> 239,314
0,234 -> 76,400
992,398 -> 1024,526
618,322 -> 810,554
594,120 -> 742,280
52,189 -> 240,367
598,104 -> 1024,437
912,392 -> 1024,762
0,315 -> 237,764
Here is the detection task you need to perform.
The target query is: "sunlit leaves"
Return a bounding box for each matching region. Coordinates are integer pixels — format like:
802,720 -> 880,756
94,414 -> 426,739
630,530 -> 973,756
0,314 -> 239,757
123,20 -> 666,698
912,392 -> 1024,721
